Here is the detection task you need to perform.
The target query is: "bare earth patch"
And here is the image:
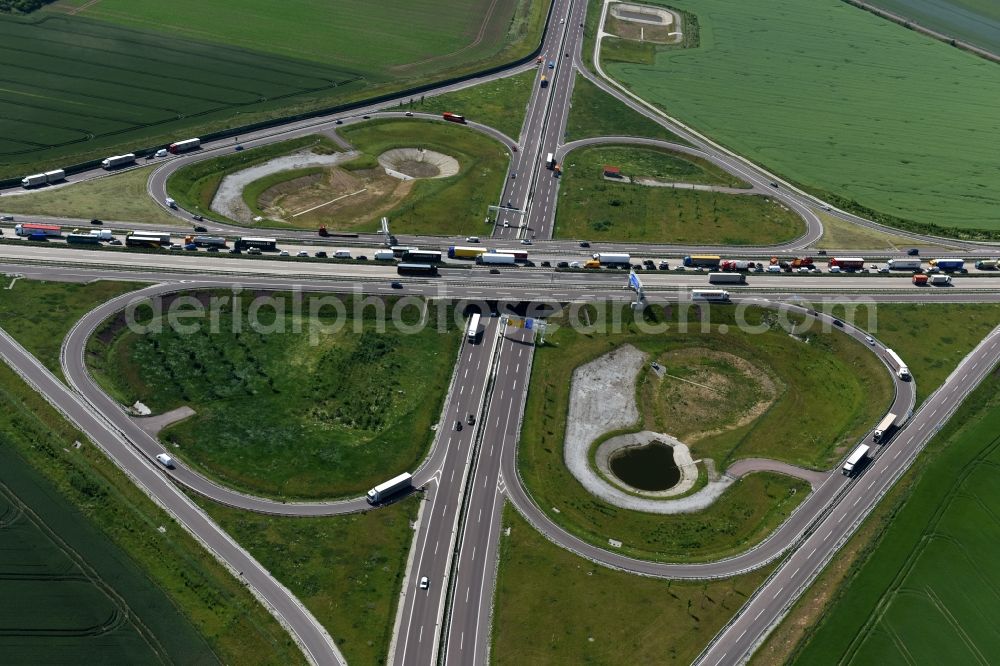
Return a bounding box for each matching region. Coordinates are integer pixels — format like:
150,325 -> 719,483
607,3 -> 683,44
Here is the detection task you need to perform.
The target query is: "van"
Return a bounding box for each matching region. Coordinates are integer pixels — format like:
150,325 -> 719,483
155,453 -> 174,468
334,250 -> 352,259
155,148 -> 168,158
766,265 -> 782,273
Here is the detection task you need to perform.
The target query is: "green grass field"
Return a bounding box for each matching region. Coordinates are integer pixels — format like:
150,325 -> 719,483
814,212 -> 949,250
603,0 -> 1000,235
791,367 -> 1000,664
0,279 -> 139,374
0,361 -> 303,664
0,166 -> 184,226
829,302 -> 1000,404
555,145 -> 803,244
861,0 -> 1000,54
403,69 -> 537,140
564,74 -> 685,143
519,304 -> 891,561
87,292 -> 460,499
0,0 -> 544,178
492,503 -> 775,664
197,495 -> 419,666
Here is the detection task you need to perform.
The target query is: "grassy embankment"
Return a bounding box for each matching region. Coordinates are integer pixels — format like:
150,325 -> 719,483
0,166 -> 181,226
519,304 -> 891,562
555,144 -> 803,244
196,495 -> 419,666
601,0 -> 1000,237
87,291 -> 460,499
491,503 -> 775,665
813,211 -> 951,250
564,74 -> 686,143
403,69 -> 537,140
0,358 -> 303,665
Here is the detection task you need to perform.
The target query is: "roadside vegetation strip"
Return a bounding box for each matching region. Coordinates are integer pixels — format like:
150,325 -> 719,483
0,279 -> 139,376
814,211 -> 952,251
829,302 -> 1000,405
788,366 -> 1000,665
518,304 -> 889,562
166,135 -> 340,224
86,291 -> 460,500
193,494 -> 419,666
600,0 -> 1000,234
402,69 -> 537,140
555,145 -> 803,244
564,74 -> 686,143
0,361 -> 304,664
491,503 -> 776,665
0,165 -> 181,227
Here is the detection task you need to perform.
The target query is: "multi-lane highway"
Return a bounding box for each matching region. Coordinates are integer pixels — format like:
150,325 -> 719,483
1,0 -> 999,663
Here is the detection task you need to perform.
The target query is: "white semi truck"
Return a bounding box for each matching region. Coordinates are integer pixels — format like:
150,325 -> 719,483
873,412 -> 897,443
593,252 -> 630,266
101,153 -> 136,169
842,444 -> 870,476
708,272 -> 746,284
477,253 -> 516,265
885,349 -> 911,380
367,472 -> 412,504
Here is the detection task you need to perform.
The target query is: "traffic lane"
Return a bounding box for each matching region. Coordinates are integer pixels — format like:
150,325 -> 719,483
444,324 -> 533,665
0,327 -> 344,665
697,326 -> 1000,665
394,317 -> 500,666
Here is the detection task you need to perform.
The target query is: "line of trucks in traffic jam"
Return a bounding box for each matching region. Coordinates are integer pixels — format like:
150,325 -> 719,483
681,254 -> 967,285
20,138 -> 200,188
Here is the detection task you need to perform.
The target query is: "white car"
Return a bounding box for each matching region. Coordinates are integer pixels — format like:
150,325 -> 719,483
296,250 -> 308,257
279,250 -> 290,257
865,336 -> 875,345
419,576 -> 429,590
520,238 -> 532,245
466,236 -> 480,243
155,453 -> 174,468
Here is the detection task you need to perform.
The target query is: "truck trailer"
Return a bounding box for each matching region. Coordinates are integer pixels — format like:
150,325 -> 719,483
234,237 -> 277,251
101,153 -> 136,169
190,235 -> 226,248
885,348 -> 911,380
168,138 -> 201,154
683,255 -> 722,268
442,112 -> 465,124
476,253 -> 516,265
88,229 -> 113,240
14,223 -> 61,237
546,153 -> 556,169
66,233 -> 101,245
43,169 -> 65,183
873,413 -> 898,443
540,75 -> 549,88
975,260 -> 999,270
593,253 -> 630,266
708,272 -> 746,284
719,260 -> 756,271
467,313 -> 481,343
886,259 -> 922,271
912,274 -> 929,286
691,289 -> 730,301
842,444 -> 870,476
366,472 -> 412,504
20,173 -> 48,188
448,245 -> 487,260
373,250 -> 396,261
829,257 -> 865,270
929,258 -> 965,272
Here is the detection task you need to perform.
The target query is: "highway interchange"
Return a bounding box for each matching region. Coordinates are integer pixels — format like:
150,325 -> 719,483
1,0 -> 999,664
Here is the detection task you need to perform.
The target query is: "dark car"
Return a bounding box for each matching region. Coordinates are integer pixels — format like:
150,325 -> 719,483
907,248 -> 920,256
228,248 -> 241,255
489,268 -> 500,274
234,144 -> 244,151
90,218 -> 103,225
314,251 -> 328,258
207,246 -> 219,252
770,182 -> 779,188
194,225 -> 207,232
184,243 -> 197,251
541,260 -> 551,267
643,260 -> 655,268
108,239 -> 122,246
557,261 -> 569,268
455,420 -> 463,431
356,255 -> 368,261
817,249 -> 827,255
391,281 -> 403,289
579,241 -> 590,248
466,414 -> 476,425
335,119 -> 343,125
833,319 -> 844,328
363,115 -> 371,119
192,214 -> 203,221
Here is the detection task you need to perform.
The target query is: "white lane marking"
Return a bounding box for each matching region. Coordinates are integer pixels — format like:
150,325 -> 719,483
435,540 -> 439,555
419,625 -> 423,643
773,586 -> 784,599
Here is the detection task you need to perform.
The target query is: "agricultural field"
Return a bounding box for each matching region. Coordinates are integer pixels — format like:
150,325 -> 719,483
555,144 -> 803,244
602,0 -> 1000,235
564,74 -> 685,143
0,165 -> 183,226
0,360 -> 303,664
519,304 -> 891,562
241,120 -> 509,235
86,291 -> 460,499
861,0 -> 1000,54
790,368 -> 1000,665
0,0 -> 545,178
492,504 -> 775,665
197,495 -> 419,666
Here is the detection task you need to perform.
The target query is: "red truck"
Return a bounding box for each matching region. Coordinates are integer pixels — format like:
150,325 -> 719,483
912,274 -> 928,285
720,260 -> 756,271
442,112 -> 466,124
829,257 -> 865,270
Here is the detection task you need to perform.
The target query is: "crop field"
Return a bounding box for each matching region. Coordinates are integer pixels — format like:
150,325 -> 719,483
0,436 -> 214,663
519,304 -> 891,562
87,291 -> 460,499
492,503 -> 775,665
861,0 -> 1000,54
564,74 -> 685,143
2,0 -> 543,177
792,368 -> 1000,664
555,145 -> 804,244
602,0 -> 1000,233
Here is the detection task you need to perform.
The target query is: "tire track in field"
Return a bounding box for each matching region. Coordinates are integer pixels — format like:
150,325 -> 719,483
392,0 -> 506,73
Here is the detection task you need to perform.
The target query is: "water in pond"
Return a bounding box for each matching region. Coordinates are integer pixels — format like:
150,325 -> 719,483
609,442 -> 680,491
